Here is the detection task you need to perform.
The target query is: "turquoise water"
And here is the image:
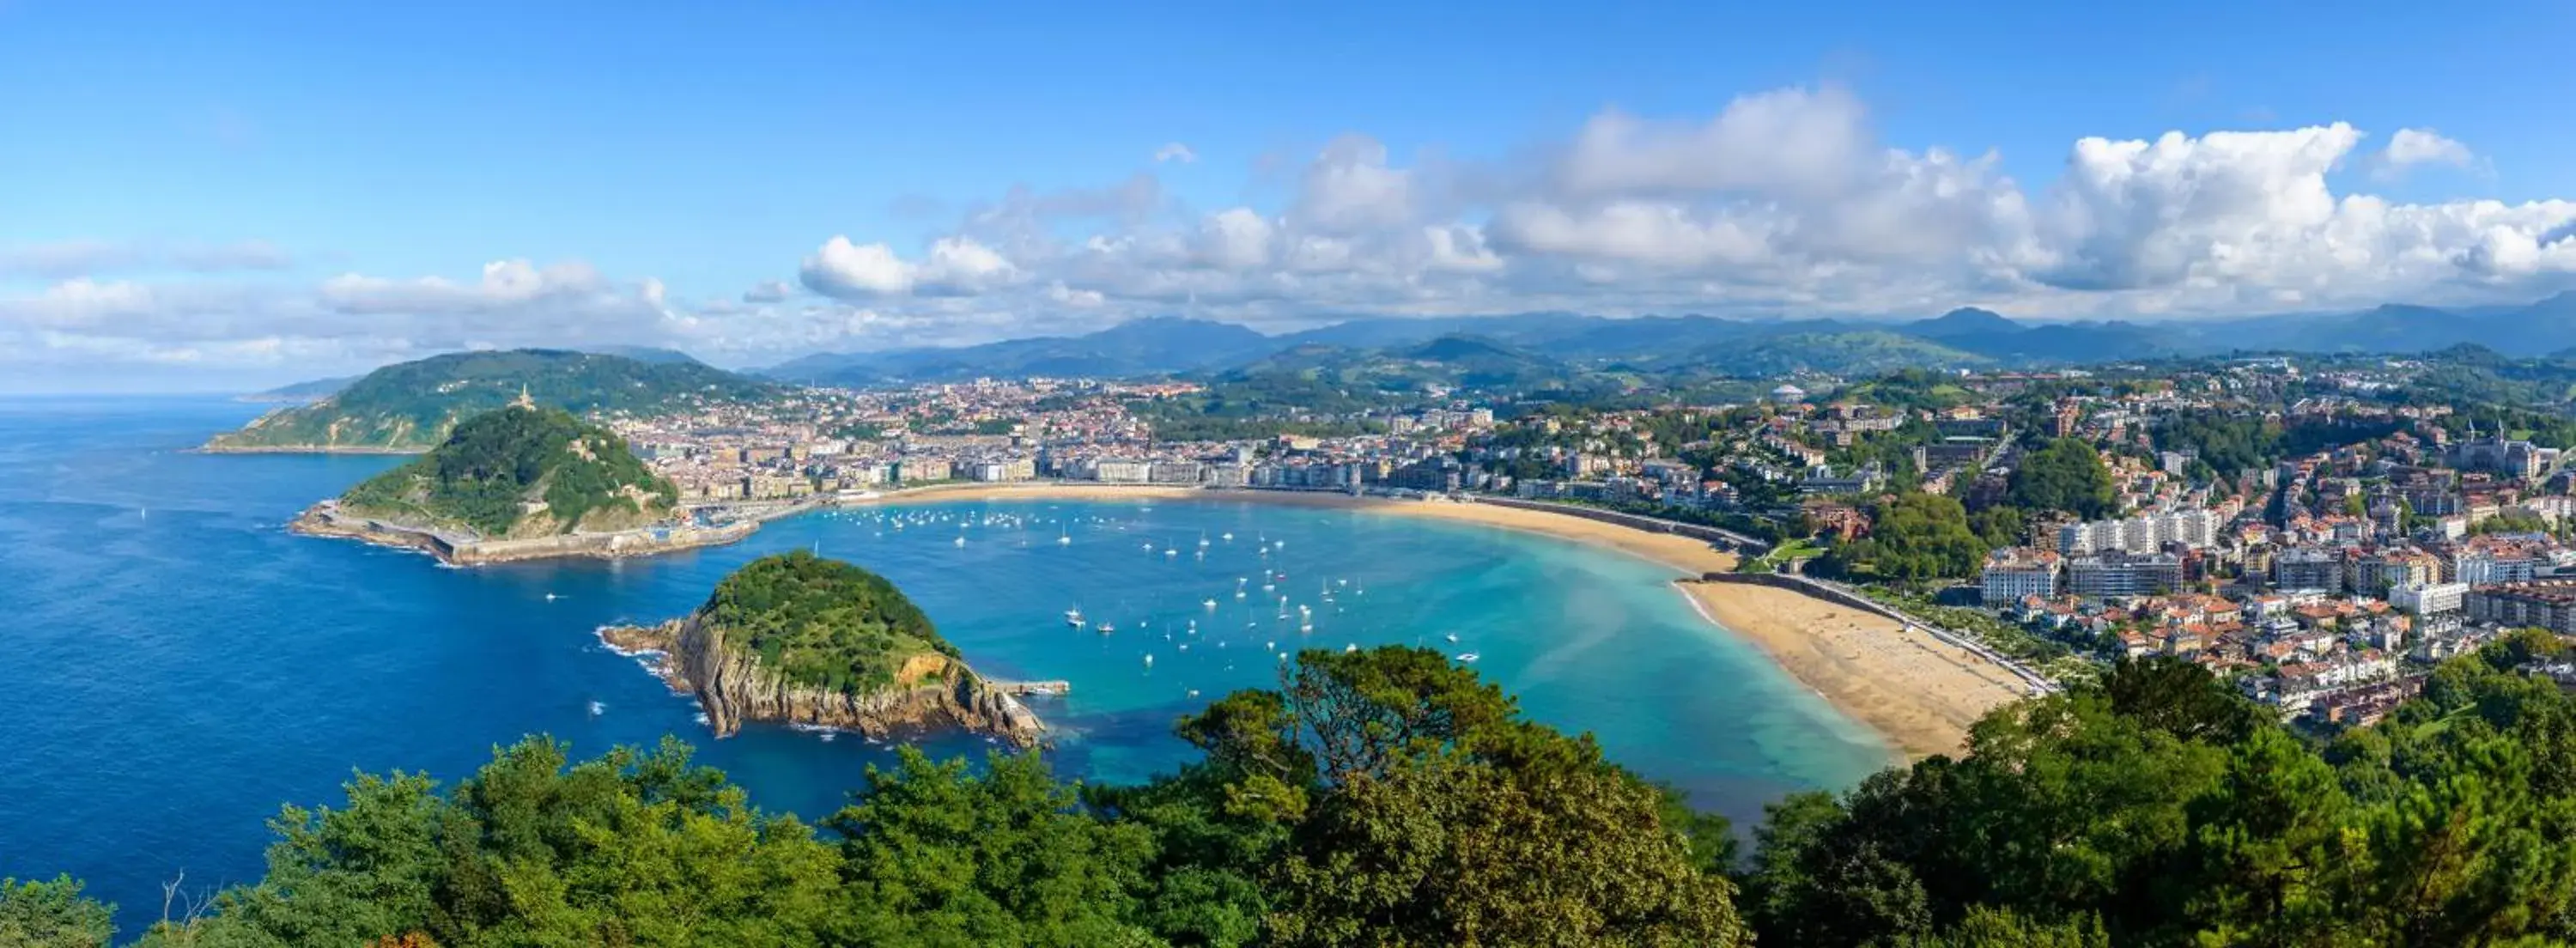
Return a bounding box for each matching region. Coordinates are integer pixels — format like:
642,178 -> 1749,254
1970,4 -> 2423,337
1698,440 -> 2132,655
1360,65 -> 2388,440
0,397 -> 1888,931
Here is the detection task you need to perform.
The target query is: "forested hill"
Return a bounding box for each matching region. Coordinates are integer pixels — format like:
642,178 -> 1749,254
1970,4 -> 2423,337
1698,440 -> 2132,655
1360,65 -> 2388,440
697,550 -> 959,694
24,635 -> 2576,945
204,349 -> 775,452
335,405 -> 677,538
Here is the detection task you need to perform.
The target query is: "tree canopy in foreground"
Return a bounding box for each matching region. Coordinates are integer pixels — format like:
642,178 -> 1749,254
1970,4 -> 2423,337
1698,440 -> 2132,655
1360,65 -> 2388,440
18,635 -> 2576,946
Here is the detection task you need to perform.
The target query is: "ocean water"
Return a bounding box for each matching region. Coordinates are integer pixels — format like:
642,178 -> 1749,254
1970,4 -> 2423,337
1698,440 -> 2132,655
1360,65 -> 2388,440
0,396 -> 1888,930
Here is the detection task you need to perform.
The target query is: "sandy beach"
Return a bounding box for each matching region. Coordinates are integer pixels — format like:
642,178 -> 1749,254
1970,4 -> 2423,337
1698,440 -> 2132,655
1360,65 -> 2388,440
850,482 -> 2022,758
1677,583 -> 2023,759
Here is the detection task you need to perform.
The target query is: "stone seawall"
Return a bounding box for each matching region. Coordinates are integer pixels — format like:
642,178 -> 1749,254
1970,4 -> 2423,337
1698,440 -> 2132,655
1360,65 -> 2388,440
289,502 -> 758,566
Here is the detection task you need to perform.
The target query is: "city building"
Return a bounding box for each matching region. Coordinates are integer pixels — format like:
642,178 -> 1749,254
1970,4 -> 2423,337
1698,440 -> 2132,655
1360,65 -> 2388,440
2068,550 -> 2184,598
1981,548 -> 2063,607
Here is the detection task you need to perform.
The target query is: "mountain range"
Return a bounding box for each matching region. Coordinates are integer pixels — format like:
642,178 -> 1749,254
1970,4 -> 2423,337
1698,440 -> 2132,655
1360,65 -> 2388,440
757,293 -> 2576,386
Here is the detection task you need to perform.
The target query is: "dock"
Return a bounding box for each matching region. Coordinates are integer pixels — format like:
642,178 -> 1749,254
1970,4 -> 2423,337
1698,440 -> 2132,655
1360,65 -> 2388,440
994,680 -> 1071,696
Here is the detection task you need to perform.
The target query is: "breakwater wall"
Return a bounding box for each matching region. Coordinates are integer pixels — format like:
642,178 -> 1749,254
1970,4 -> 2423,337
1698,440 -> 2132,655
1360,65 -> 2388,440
292,503 -> 760,566
1692,572 -> 2058,695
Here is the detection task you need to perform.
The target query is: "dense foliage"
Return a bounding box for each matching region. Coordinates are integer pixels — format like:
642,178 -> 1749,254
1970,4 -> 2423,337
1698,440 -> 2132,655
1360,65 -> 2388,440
0,876 -> 113,948
2008,437 -> 2117,519
700,551 -> 959,694
39,637 -> 2576,945
1743,636 -> 2576,946
2153,410 -> 2411,482
339,406 -> 677,538
209,349 -> 773,451
29,647 -> 1745,947
1811,492 -> 1986,581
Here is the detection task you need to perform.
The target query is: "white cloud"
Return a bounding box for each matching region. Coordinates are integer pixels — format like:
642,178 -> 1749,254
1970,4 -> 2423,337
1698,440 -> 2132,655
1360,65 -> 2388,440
799,235 -> 1020,299
1293,135 -> 1413,234
1555,86 -> 1873,198
799,237 -> 916,297
1194,209 -> 1276,270
916,236 -> 1020,295
320,259 -> 609,313
2386,127 -> 2474,169
21,84 -> 2576,380
1153,142 -> 1198,164
1488,201 -> 1778,268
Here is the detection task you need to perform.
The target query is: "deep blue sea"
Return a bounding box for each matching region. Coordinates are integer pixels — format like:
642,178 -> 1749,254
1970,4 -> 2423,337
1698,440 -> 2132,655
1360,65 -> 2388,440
0,396 -> 1888,931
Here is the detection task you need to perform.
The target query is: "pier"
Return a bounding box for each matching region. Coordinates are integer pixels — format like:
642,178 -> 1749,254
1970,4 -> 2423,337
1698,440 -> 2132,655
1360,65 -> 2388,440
995,679 -> 1071,696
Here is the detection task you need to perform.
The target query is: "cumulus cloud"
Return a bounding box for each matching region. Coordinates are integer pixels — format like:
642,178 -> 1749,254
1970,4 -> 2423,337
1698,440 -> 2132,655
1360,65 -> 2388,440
2374,127 -> 2477,182
2386,127 -> 2474,168
21,84 -> 2576,380
799,238 -> 917,297
1153,142 -> 1198,164
799,235 -> 1022,299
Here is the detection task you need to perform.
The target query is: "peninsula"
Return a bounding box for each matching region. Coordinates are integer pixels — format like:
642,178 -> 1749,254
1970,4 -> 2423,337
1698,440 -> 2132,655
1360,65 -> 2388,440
205,347 -> 771,453
289,401 -> 757,565
599,550 -> 1046,745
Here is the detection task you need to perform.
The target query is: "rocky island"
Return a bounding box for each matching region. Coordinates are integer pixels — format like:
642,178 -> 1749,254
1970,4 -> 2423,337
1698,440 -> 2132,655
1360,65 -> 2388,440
291,400 -> 758,564
600,550 -> 1047,746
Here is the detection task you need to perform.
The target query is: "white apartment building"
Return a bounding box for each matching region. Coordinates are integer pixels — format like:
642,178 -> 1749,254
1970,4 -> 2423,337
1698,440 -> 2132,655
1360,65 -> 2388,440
2389,581 -> 2469,617
2056,509 -> 2218,556
1980,548 -> 2063,607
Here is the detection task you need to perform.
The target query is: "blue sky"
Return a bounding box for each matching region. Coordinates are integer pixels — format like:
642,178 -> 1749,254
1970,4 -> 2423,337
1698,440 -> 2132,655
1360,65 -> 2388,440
5,1 -> 2576,389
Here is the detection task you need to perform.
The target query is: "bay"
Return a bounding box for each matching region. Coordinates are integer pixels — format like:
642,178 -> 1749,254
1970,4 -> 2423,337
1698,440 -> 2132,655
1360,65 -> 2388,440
0,396 -> 1887,932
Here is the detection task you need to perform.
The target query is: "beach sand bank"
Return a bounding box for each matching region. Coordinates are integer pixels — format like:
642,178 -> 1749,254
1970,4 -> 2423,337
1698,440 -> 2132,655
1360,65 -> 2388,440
1678,583 -> 2022,759
856,483 -> 2020,758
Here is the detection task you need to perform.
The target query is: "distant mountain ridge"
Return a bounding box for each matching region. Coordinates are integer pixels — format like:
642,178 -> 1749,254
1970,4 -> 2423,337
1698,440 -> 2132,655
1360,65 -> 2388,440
756,292 -> 2576,385
207,349 -> 775,453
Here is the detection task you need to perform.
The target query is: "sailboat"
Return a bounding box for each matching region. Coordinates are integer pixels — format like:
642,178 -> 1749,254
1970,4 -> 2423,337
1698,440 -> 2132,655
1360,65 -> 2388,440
1057,526 -> 1071,545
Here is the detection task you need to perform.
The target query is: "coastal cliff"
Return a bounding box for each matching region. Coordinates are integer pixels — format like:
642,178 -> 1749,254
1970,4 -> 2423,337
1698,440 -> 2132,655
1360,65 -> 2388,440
602,616 -> 1044,746
599,550 -> 1046,746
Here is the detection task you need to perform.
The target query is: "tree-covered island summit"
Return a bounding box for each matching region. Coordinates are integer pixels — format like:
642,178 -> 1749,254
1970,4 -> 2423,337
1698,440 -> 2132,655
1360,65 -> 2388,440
599,550 -> 1048,747
289,400 -> 768,565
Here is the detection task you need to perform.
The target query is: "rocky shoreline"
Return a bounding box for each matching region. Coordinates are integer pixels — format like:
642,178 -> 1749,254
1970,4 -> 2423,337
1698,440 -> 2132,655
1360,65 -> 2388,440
199,443 -> 429,454
289,501 -> 758,566
597,618 -> 1047,747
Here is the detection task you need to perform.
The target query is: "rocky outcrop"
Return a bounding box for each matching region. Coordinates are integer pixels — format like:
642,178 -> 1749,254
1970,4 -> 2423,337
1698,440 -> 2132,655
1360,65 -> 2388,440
289,501 -> 758,566
600,617 -> 1047,747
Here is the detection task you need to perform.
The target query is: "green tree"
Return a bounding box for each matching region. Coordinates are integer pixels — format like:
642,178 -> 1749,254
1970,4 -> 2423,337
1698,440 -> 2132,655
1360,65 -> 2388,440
825,750 -> 1160,946
1182,647 -> 1751,947
2008,439 -> 2117,519
0,876 -> 115,948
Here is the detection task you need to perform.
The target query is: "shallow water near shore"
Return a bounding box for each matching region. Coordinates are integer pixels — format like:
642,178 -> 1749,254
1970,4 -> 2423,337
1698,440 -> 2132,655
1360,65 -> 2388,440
0,396 -> 1887,932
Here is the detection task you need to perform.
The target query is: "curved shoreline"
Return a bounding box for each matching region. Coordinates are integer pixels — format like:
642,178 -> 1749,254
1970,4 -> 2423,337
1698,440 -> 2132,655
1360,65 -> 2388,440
842,482 -> 2020,759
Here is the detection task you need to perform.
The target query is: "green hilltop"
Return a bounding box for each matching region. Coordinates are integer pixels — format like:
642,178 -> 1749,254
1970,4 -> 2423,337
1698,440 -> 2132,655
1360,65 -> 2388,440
697,550 -> 962,694
206,348 -> 774,452
337,405 -> 678,539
